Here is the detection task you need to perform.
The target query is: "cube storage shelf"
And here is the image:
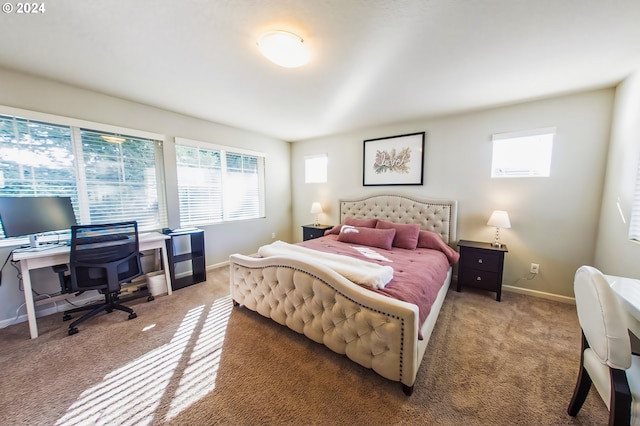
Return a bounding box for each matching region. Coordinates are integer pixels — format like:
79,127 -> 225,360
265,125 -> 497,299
166,228 -> 206,290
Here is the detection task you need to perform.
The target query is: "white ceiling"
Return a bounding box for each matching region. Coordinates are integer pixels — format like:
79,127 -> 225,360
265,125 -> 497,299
1,0 -> 639,141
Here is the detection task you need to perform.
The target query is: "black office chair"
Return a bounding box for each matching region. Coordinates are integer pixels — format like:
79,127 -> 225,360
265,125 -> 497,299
54,221 -> 151,335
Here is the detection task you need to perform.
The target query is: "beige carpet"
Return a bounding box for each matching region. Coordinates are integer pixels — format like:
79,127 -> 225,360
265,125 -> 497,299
0,266 -> 608,425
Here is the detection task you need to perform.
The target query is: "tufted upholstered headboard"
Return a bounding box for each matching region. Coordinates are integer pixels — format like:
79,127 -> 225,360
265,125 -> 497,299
339,194 -> 457,246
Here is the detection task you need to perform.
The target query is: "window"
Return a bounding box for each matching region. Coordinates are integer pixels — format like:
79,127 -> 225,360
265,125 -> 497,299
491,127 -> 555,178
175,138 -> 265,226
629,158 -> 640,242
0,112 -> 167,238
305,154 -> 327,183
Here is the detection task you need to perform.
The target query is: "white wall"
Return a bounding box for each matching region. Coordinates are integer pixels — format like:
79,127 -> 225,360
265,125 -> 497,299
291,89 -> 614,299
595,71 -> 640,276
0,67 -> 291,326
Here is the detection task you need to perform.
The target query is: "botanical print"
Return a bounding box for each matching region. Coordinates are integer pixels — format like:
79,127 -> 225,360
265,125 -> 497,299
363,132 -> 424,186
374,147 -> 411,174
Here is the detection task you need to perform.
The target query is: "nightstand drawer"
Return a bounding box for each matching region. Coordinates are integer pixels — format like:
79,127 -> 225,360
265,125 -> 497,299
459,268 -> 500,291
305,228 -> 326,239
460,249 -> 500,272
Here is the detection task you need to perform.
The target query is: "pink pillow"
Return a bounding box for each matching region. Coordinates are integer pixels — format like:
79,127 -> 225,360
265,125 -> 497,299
325,225 -> 343,235
375,220 -> 420,250
344,217 -> 378,228
337,225 -> 396,250
417,230 -> 460,264
325,217 -> 378,235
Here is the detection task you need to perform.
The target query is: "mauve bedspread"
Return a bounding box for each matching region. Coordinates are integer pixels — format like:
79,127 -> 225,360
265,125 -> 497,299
298,235 -> 453,338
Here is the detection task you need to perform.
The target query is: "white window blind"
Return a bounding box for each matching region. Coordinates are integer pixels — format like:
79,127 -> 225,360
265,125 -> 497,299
0,113 -> 167,238
628,158 -> 640,241
491,127 -> 555,178
175,139 -> 265,226
76,129 -> 167,230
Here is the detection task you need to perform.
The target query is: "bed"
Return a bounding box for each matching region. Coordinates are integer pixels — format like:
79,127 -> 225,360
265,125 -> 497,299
229,194 -> 458,395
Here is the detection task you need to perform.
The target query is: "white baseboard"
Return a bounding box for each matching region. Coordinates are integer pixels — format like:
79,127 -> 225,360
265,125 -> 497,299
0,292 -> 104,329
502,284 -> 575,304
207,261 -> 229,271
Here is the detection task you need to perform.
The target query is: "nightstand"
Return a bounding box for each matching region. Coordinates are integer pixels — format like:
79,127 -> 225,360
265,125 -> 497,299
456,240 -> 508,301
302,224 -> 333,241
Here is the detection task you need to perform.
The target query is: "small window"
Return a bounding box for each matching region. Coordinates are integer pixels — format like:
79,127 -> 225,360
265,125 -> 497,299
491,127 -> 555,178
305,154 -> 327,183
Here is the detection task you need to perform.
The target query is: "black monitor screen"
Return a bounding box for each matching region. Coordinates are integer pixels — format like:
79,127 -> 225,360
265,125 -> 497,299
0,196 -> 78,238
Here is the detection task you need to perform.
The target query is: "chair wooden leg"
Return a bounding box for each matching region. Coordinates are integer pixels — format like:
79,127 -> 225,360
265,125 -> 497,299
609,368 -> 631,426
568,365 -> 592,416
568,333 -> 592,417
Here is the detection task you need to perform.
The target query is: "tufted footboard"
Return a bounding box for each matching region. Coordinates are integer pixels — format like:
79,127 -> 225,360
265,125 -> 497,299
229,253 -> 451,395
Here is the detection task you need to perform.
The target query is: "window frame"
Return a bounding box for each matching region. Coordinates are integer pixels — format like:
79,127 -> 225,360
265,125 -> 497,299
305,154 -> 328,183
491,127 -> 556,178
174,137 -> 266,227
0,105 -> 167,244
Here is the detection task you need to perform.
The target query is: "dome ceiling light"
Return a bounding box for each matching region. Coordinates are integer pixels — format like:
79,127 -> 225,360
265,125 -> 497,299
257,30 -> 310,68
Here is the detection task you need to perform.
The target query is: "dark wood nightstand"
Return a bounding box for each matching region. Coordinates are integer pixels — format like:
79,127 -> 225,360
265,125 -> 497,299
302,224 -> 333,241
456,240 -> 508,301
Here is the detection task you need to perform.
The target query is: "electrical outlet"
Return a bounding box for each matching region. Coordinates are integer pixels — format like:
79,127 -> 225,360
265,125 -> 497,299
530,263 -> 540,274
271,232 -> 276,239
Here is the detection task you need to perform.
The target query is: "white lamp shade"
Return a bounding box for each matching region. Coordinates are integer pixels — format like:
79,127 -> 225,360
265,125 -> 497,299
257,31 -> 311,68
310,202 -> 323,214
487,210 -> 511,229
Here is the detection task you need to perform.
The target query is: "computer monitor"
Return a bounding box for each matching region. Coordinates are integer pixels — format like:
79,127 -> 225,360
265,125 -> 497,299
0,196 -> 78,248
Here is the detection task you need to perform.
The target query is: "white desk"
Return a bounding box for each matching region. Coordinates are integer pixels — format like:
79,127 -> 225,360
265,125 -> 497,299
605,274 -> 640,338
11,232 -> 172,339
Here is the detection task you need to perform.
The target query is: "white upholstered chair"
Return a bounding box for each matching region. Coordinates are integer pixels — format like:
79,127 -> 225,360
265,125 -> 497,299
568,265 -> 640,425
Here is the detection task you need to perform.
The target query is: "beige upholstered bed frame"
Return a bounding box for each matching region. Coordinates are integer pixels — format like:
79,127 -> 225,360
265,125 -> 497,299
229,194 -> 457,395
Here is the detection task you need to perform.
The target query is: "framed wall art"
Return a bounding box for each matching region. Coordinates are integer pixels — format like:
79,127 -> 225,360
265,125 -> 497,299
362,132 -> 425,186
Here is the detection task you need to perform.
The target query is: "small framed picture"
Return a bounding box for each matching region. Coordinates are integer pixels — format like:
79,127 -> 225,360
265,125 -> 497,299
363,132 -> 425,186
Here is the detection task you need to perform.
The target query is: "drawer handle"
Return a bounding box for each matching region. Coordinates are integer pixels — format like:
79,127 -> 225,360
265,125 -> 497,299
476,276 -> 481,281
478,259 -> 483,264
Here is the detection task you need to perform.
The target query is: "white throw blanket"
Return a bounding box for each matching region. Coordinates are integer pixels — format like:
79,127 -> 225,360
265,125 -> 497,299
258,240 -> 394,289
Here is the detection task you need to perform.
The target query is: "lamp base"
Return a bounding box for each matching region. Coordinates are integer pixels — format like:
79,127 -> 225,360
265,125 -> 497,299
491,242 -> 504,248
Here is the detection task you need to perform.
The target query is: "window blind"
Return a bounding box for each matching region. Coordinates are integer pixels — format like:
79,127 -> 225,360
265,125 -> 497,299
175,141 -> 265,226
0,113 -> 167,238
628,158 -> 640,241
77,129 -> 167,230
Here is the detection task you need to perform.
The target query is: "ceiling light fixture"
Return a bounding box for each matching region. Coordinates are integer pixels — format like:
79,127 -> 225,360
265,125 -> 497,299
257,30 -> 310,68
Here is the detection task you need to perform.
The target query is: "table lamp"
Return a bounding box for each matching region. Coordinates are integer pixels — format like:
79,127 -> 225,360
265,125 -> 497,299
487,210 -> 511,248
310,202 -> 323,226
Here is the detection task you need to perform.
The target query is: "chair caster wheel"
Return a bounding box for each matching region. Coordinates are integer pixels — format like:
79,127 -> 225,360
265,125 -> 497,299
128,313 -> 137,320
147,295 -> 155,302
68,327 -> 78,335
63,314 -> 72,321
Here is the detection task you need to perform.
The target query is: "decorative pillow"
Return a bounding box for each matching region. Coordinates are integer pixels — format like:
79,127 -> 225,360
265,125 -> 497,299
325,225 -> 343,235
344,217 -> 378,228
417,230 -> 460,264
325,217 -> 378,236
337,225 -> 396,250
375,220 -> 421,250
